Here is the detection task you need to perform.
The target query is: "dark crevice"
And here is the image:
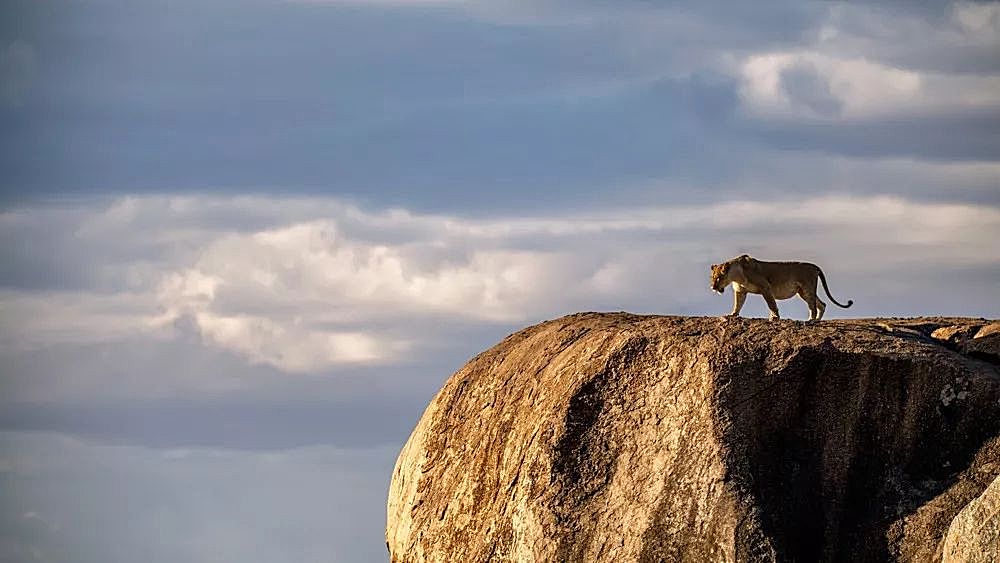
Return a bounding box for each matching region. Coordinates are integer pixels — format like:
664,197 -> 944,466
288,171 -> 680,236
715,347 -> 998,562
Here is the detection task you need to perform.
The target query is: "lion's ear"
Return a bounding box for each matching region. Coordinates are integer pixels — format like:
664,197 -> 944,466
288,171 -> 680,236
738,254 -> 750,261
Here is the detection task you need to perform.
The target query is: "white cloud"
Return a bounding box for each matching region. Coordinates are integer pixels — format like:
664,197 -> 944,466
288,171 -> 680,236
140,219 -> 583,370
733,2 -> 1000,120
194,313 -> 386,372
738,50 -> 1000,119
183,221 -> 558,320
1,194 -> 998,375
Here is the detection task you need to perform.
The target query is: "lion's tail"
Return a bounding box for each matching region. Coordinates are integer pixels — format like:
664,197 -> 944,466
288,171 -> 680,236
818,267 -> 853,308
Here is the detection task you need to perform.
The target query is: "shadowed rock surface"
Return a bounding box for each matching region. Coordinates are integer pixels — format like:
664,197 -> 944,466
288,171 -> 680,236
386,314 -> 1000,562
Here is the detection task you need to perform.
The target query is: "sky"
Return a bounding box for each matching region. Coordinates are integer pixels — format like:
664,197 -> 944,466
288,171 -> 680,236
0,0 -> 998,561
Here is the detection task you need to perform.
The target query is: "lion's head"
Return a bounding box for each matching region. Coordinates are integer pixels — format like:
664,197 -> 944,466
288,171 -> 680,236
710,262 -> 731,294
710,255 -> 750,293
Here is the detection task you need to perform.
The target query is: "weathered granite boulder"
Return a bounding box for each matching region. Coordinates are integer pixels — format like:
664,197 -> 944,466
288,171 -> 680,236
387,314 -> 1000,562
931,320 -> 1000,365
942,474 -> 1000,562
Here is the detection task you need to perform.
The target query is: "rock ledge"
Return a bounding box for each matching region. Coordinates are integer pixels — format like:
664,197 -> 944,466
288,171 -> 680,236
387,314 -> 1000,562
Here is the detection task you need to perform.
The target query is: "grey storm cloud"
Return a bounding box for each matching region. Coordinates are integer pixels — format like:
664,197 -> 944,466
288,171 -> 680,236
0,0 -> 996,209
778,62 -> 845,118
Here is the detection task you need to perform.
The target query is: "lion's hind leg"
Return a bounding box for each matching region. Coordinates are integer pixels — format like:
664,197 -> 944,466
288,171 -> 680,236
798,288 -> 822,321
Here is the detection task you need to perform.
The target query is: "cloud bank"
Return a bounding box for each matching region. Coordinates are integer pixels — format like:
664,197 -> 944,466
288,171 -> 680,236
2,194 -> 997,378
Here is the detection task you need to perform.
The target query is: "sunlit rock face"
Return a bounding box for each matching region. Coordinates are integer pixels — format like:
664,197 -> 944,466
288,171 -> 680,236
942,475 -> 1000,563
387,313 -> 1000,562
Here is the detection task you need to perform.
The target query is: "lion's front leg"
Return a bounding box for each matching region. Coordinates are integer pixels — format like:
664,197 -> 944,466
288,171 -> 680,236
729,288 -> 747,317
761,290 -> 780,320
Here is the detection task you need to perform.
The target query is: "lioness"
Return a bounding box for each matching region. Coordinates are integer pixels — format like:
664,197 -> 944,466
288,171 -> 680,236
710,254 -> 853,321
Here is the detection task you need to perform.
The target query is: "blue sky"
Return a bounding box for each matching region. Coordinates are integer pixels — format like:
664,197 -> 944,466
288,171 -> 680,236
1,1 -> 998,561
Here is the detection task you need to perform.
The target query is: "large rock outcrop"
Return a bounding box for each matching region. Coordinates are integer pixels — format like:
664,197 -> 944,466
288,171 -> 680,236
387,314 -> 1000,562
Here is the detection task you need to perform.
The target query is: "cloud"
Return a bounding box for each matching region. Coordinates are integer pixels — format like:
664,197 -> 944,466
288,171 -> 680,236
1,194 -> 998,378
954,1 -> 1000,38
735,3 -> 1000,120
142,219 -> 586,370
681,151 -> 1000,206
0,290 -> 158,351
6,0 -> 994,206
813,2 -> 1000,74
738,50 -> 1000,119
